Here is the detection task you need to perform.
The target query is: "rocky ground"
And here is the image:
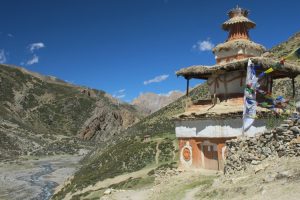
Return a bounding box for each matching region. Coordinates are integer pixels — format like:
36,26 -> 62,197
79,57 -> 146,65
0,155 -> 83,200
206,156 -> 300,200
69,156 -> 300,200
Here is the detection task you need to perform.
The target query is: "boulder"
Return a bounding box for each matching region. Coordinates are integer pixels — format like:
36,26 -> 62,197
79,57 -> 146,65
251,160 -> 261,165
290,126 -> 300,134
104,188 -> 113,195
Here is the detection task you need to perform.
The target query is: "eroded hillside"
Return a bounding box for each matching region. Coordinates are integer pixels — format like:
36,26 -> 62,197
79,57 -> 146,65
0,64 -> 141,160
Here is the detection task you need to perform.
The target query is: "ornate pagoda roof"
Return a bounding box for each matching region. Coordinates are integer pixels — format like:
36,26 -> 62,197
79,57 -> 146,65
222,6 -> 256,31
222,16 -> 255,31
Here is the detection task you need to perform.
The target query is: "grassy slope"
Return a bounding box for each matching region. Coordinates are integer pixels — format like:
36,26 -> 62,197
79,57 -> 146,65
54,32 -> 300,199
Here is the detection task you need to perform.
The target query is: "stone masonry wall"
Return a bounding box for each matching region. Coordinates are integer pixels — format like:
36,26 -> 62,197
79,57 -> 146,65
225,117 -> 300,174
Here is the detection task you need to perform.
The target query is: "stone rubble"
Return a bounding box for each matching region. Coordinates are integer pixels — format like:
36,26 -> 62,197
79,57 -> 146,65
154,168 -> 182,185
225,116 -> 300,174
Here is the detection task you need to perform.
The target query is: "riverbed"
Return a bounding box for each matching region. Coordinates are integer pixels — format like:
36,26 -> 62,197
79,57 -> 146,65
0,155 -> 82,200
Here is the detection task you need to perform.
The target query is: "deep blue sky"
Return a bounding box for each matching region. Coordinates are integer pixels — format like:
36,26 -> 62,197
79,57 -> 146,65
1,0 -> 299,102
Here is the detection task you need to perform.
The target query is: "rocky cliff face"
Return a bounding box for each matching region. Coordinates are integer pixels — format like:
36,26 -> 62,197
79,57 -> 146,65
78,101 -> 140,142
132,91 -> 183,114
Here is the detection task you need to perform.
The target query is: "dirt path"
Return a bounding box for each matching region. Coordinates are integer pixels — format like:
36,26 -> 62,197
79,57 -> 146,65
101,189 -> 152,200
155,141 -> 161,164
182,187 -> 200,200
98,168 -> 217,200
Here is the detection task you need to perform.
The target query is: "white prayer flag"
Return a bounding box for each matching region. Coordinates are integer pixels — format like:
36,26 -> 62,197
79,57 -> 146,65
243,59 -> 258,132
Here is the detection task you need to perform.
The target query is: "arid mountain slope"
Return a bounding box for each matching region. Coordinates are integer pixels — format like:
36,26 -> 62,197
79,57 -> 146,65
0,64 -> 141,160
270,32 -> 300,100
270,31 -> 300,65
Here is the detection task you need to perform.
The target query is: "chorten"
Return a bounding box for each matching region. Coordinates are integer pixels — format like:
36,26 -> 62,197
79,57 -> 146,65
173,7 -> 300,171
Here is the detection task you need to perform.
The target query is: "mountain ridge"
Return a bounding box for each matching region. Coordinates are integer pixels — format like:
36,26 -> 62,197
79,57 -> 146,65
0,64 -> 142,160
131,91 -> 183,114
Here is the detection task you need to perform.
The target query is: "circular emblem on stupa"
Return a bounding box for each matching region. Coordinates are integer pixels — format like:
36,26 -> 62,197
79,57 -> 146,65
183,147 -> 191,161
180,141 -> 192,167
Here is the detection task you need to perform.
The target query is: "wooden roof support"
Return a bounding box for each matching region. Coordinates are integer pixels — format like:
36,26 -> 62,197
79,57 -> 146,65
186,78 -> 190,96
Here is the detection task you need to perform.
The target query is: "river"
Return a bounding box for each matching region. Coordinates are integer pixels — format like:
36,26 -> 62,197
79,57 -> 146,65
0,155 -> 82,200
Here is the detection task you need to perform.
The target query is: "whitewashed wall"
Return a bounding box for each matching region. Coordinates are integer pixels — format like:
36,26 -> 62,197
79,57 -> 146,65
175,118 -> 267,138
214,47 -> 262,64
208,71 -> 245,95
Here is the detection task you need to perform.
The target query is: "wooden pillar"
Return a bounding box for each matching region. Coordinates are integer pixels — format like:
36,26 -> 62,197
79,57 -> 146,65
292,77 -> 295,98
186,78 -> 190,96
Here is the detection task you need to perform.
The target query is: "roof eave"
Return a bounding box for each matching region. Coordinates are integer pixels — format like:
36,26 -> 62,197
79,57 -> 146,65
175,57 -> 300,80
